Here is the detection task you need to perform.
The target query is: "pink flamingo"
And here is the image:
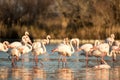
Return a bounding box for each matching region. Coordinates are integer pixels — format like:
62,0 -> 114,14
76,40 -> 109,66
8,31 -> 32,48
94,61 -> 111,69
8,48 -> 21,67
51,39 -> 75,66
8,43 -> 32,66
77,43 -> 93,66
105,34 -> 115,46
71,38 -> 80,49
32,42 -> 46,66
41,35 -> 51,45
32,35 -> 51,49
0,41 -> 9,52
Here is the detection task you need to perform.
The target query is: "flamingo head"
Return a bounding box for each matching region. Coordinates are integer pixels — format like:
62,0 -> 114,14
51,48 -> 58,54
111,34 -> 115,39
25,31 -> 29,36
47,35 -> 51,39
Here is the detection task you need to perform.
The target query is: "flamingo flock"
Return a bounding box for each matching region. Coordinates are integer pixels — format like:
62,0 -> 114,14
0,32 -> 120,69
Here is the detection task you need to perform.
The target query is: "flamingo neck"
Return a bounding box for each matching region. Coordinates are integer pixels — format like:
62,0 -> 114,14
46,36 -> 50,44
41,42 -> 46,53
70,39 -> 75,54
94,40 -> 100,46
107,50 -> 116,59
26,44 -> 32,51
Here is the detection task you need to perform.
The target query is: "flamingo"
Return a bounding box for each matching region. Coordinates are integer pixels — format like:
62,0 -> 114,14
91,40 -> 118,67
94,62 -> 111,69
63,37 -> 79,50
32,42 -> 46,66
105,34 -> 115,46
21,31 -> 32,45
63,37 -> 69,45
8,48 -> 21,67
77,43 -> 93,66
76,40 -> 107,66
8,31 -> 32,48
0,41 -> 9,52
110,41 -> 120,54
17,43 -> 32,60
71,38 -> 80,49
92,45 -> 116,64
32,35 -> 51,50
8,43 -> 32,66
41,35 -> 51,45
51,39 -> 75,66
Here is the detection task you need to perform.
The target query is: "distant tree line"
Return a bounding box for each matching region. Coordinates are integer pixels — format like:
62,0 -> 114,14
0,0 -> 120,40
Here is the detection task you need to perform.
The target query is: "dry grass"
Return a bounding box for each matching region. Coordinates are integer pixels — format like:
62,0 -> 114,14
0,23 -> 120,40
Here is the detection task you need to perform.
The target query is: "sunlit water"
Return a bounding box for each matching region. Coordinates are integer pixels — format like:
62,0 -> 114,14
0,44 -> 120,80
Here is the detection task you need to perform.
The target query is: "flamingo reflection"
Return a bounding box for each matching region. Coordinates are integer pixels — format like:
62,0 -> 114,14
11,67 -> 32,80
56,67 -> 74,80
0,67 -> 8,80
32,66 -> 46,80
94,69 -> 110,80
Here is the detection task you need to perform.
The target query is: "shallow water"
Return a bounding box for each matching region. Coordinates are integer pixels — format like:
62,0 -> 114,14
0,44 -> 120,80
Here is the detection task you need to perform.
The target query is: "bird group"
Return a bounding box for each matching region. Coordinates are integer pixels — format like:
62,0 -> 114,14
0,32 -> 120,69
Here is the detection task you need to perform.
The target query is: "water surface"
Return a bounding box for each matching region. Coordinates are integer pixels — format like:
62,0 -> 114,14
0,44 -> 120,80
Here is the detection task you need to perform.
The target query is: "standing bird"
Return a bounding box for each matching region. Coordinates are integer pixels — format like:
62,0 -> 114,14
32,35 -> 51,50
105,34 -> 115,46
77,43 -> 93,66
32,42 -> 47,66
21,31 -> 32,45
76,40 -> 102,66
8,48 -> 21,67
71,38 -> 79,49
8,31 -> 32,48
51,39 -> 75,66
8,43 -> 32,66
92,40 -> 117,65
42,35 -> 51,45
0,41 -> 9,52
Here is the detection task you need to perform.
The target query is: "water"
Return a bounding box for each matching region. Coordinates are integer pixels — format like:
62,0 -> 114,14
0,44 -> 120,80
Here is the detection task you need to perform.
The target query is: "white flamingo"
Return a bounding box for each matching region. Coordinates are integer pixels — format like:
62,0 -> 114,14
51,39 -> 75,66
8,43 -> 32,66
8,31 -> 32,48
110,41 -> 120,54
94,61 -> 111,69
63,38 -> 79,50
71,38 -> 79,49
92,43 -> 116,62
41,35 -> 51,45
76,40 -> 106,66
32,42 -> 46,66
91,39 -> 118,68
21,31 -> 32,45
77,43 -> 93,66
8,48 -> 21,67
0,41 -> 9,52
32,35 -> 51,50
105,34 -> 115,46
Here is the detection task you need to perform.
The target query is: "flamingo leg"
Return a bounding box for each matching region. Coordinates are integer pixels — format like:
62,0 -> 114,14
97,57 -> 100,65
100,52 -> 106,64
86,52 -> 88,67
62,56 -> 67,67
58,55 -> 62,66
34,55 -> 38,66
21,54 -> 24,66
39,60 -> 43,67
11,56 -> 16,67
